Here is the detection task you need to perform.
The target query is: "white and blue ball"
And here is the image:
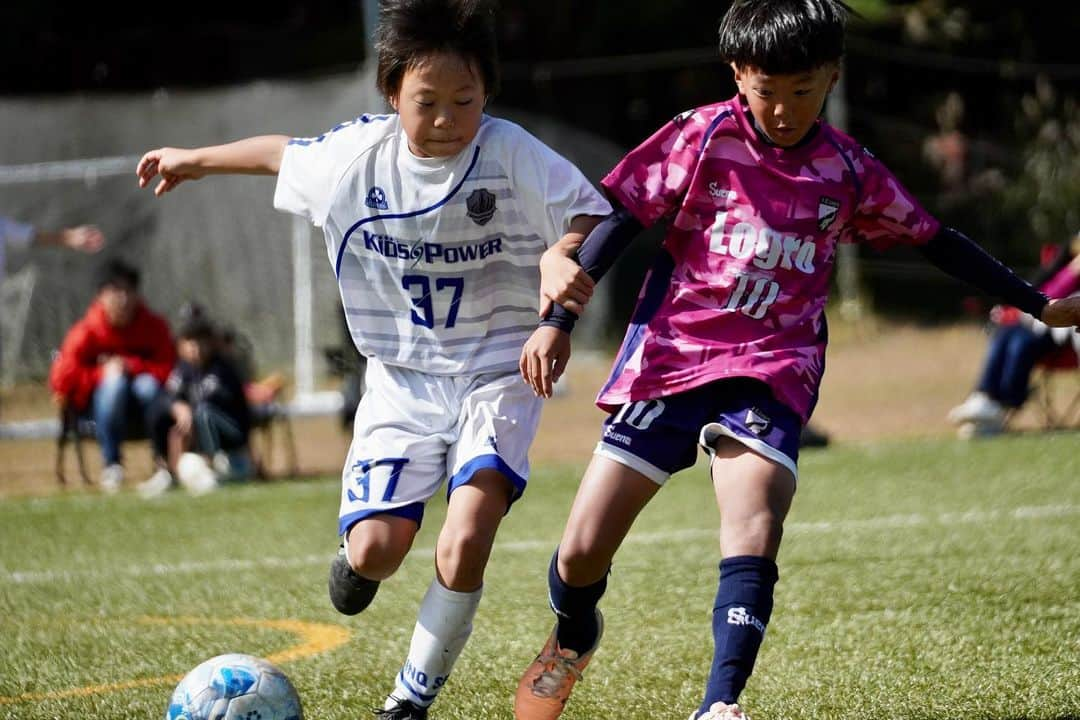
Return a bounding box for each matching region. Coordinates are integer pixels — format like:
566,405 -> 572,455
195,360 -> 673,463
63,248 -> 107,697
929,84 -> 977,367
166,653 -> 303,720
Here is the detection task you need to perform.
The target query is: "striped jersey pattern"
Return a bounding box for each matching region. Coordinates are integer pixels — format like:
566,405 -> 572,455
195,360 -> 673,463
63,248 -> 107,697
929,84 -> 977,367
275,114 -> 611,375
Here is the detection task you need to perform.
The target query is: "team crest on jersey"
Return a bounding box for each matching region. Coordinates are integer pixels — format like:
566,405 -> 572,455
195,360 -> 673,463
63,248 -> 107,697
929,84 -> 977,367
366,186 -> 389,211
466,188 -> 497,226
745,408 -> 771,435
818,196 -> 841,230
673,109 -> 697,127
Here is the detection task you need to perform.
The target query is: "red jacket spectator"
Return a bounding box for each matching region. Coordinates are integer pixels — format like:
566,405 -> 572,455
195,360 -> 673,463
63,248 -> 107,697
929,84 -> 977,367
50,299 -> 176,412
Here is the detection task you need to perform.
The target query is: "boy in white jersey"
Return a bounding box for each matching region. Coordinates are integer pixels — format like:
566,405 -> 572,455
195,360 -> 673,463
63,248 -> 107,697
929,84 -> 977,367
513,2 -> 1080,720
136,1 -> 610,717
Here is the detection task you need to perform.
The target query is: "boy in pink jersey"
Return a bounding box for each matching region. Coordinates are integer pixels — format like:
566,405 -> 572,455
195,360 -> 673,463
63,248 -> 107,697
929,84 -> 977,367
512,2 -> 1080,719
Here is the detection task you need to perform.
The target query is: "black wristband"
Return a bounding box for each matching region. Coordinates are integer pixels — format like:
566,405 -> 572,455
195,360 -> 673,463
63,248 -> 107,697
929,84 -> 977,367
539,303 -> 578,333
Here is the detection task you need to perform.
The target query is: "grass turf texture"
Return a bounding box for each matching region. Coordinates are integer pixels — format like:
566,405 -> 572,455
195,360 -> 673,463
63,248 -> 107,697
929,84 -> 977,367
1,433 -> 1077,720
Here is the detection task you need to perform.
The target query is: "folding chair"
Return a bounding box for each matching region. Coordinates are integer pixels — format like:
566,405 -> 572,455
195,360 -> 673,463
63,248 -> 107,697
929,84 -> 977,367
1029,345 -> 1080,429
56,405 -> 94,486
55,404 -> 149,486
244,374 -> 299,478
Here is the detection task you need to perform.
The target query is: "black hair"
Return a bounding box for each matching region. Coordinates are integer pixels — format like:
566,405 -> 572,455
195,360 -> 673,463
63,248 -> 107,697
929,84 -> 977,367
96,258 -> 140,291
719,0 -> 851,74
375,0 -> 500,100
177,316 -> 216,342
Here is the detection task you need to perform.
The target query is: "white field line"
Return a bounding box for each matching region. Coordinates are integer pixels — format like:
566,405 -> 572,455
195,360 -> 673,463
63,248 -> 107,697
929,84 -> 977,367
3,504 -> 1077,586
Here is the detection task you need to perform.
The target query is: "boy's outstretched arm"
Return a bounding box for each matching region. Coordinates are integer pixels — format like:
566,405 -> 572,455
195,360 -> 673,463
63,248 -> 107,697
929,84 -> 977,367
539,214 -> 602,317
519,215 -> 604,399
541,202 -> 645,333
918,226 -> 1080,328
136,135 -> 290,196
519,203 -> 645,397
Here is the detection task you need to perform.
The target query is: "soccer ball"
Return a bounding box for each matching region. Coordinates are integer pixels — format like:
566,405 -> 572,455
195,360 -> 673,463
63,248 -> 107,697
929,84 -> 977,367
166,653 -> 303,720
175,452 -> 219,495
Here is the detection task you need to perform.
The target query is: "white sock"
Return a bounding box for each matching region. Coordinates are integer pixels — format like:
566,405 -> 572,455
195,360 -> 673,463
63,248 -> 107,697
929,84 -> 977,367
389,579 -> 482,708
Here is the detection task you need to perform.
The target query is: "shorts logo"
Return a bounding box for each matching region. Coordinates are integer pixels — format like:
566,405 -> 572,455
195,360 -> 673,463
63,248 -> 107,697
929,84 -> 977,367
366,186 -> 389,211
466,188 -> 497,226
818,196 -> 840,230
602,425 -> 633,446
745,408 -> 771,435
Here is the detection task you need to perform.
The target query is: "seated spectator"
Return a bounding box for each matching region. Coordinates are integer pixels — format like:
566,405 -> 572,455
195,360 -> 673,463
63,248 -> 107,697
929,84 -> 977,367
138,315 -> 253,497
949,233 -> 1080,436
49,259 -> 175,492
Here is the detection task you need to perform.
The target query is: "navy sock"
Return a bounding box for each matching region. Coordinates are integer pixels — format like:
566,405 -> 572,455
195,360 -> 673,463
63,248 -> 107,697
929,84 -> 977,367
548,549 -> 608,655
699,556 -> 779,713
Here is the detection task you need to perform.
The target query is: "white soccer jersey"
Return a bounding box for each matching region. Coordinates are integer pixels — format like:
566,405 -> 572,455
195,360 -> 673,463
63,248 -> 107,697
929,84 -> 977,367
274,114 -> 611,375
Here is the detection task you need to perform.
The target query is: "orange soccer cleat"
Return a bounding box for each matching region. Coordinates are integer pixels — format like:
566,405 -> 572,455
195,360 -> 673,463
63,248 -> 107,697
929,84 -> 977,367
513,611 -> 603,720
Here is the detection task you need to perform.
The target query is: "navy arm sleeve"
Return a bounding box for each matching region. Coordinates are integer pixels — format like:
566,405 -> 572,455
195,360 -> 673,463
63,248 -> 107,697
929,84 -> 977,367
918,226 -> 1049,318
540,204 -> 645,333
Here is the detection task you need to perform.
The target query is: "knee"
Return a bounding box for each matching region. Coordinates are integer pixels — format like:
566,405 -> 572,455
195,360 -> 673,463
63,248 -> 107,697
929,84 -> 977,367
94,375 -> 129,408
192,404 -> 212,430
556,537 -> 609,586
435,525 -> 493,589
346,528 -> 411,581
721,510 -> 785,558
131,373 -> 161,399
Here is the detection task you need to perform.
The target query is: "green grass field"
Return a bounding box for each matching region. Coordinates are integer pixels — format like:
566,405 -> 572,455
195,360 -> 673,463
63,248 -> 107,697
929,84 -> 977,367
2,433 -> 1078,720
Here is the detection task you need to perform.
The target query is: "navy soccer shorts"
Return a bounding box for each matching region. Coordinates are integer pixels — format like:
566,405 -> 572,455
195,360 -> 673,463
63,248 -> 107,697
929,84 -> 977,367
595,377 -> 802,484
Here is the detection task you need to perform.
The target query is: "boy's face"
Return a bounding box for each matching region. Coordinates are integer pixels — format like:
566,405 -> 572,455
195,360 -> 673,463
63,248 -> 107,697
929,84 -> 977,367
178,337 -> 209,367
98,282 -> 138,328
391,52 -> 486,159
732,63 -> 839,147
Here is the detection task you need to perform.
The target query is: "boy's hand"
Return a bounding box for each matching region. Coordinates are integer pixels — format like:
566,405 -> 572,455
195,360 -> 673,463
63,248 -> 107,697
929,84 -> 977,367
1040,296 -> 1080,328
172,401 -> 194,435
519,326 -> 572,399
59,225 -> 105,253
539,246 -> 594,318
136,148 -> 204,196
100,356 -> 126,380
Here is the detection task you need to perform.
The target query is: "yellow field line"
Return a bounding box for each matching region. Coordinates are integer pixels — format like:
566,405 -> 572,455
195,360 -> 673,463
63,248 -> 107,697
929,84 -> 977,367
0,616 -> 351,706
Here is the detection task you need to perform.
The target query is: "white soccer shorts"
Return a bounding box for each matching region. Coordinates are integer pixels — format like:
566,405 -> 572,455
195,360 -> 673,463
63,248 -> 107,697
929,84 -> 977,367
337,358 -> 542,534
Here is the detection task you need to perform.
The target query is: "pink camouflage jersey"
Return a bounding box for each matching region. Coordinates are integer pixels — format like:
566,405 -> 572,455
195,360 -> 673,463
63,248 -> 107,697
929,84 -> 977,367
597,95 -> 941,422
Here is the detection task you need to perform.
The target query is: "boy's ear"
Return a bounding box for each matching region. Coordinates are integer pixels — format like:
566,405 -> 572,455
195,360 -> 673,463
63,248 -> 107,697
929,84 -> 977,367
388,93 -> 399,111
730,62 -> 745,92
826,64 -> 841,93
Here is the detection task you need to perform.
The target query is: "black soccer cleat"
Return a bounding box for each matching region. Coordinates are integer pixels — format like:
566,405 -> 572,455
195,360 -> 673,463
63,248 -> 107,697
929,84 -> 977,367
372,699 -> 429,720
328,545 -> 380,615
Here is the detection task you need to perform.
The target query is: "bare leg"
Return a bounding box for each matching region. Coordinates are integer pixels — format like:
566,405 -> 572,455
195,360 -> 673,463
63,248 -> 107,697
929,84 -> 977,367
698,436 -> 795,715
514,454 -> 661,719
345,514 -> 419,581
435,468 -> 514,591
711,437 -> 795,559
557,454 -> 661,585
387,469 -> 514,712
